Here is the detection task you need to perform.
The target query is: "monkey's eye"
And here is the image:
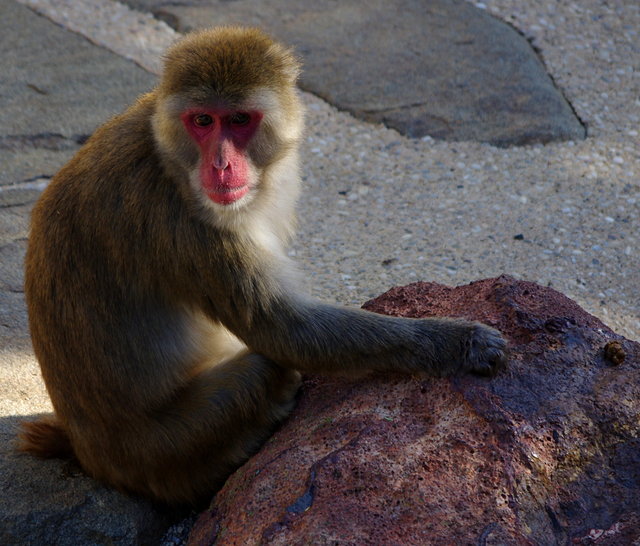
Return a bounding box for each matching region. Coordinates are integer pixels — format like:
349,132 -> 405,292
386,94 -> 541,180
193,114 -> 213,127
229,112 -> 251,126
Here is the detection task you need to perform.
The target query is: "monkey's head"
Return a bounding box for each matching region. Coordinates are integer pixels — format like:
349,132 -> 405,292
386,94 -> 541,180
152,27 -> 304,218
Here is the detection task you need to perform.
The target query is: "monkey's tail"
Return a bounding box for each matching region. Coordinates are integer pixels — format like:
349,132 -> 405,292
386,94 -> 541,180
18,415 -> 74,459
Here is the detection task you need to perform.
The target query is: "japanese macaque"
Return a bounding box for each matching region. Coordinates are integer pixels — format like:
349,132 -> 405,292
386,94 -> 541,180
20,27 -> 506,505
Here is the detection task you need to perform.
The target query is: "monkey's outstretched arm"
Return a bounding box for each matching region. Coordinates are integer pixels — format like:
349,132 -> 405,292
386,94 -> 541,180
189,241 -> 506,379
176,224 -> 505,378
242,297 -> 505,377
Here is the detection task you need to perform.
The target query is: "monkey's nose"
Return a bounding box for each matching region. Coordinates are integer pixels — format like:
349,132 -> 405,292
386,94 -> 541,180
213,158 -> 230,171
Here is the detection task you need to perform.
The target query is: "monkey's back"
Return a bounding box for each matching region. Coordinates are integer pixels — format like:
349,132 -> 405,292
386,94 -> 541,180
24,94 -> 195,434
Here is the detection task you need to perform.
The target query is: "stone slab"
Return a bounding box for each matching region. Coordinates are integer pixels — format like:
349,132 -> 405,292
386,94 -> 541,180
0,0 -> 156,192
124,0 -> 586,146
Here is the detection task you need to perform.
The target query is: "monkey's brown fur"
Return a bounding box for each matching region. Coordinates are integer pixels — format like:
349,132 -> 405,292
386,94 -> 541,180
20,27 -> 506,505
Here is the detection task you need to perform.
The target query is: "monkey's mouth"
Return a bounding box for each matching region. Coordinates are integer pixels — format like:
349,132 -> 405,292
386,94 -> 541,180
205,184 -> 250,205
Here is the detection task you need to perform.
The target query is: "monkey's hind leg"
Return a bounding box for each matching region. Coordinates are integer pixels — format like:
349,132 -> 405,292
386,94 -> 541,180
100,353 -> 300,505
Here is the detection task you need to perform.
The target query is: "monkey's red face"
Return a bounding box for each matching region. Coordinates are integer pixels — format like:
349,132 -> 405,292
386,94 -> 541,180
182,109 -> 263,206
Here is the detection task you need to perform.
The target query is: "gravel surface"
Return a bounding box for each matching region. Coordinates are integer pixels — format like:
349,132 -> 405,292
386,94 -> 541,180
16,0 -> 639,341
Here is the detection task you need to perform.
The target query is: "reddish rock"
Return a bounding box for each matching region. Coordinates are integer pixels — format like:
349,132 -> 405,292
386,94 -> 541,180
188,276 -> 640,545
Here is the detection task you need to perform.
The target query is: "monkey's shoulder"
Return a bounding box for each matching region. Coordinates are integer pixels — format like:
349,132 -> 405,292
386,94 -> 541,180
44,94 -> 161,196
84,93 -> 159,171
30,93 -> 173,247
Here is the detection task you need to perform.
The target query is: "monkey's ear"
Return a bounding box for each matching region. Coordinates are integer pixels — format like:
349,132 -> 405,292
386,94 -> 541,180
269,44 -> 302,85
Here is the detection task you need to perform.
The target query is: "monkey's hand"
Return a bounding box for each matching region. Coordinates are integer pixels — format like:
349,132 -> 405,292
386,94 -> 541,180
410,318 -> 507,378
239,301 -> 506,379
269,366 -> 302,416
460,322 -> 508,376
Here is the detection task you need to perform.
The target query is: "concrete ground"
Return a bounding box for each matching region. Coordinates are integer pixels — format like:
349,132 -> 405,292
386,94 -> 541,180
11,0 -> 638,339
0,0 -> 638,542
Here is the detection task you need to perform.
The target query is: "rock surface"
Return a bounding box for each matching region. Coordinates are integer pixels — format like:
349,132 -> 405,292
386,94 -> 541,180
0,419 -> 177,546
188,276 -> 639,545
123,0 -> 585,146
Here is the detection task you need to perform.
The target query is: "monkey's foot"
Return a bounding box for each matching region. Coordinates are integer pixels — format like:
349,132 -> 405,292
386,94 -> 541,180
463,323 -> 508,376
270,368 -> 302,418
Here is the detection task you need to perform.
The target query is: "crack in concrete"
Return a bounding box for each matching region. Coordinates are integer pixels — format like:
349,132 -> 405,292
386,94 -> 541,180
360,101 -> 431,114
0,175 -> 51,190
0,176 -> 51,207
0,133 -> 88,152
501,18 -> 587,137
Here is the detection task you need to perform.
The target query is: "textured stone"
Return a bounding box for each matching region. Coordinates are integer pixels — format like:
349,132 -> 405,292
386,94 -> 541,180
188,276 -> 639,545
124,0 -> 586,146
0,415 -> 179,546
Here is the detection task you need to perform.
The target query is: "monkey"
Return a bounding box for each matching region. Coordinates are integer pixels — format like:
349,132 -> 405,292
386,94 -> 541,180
19,27 -> 507,505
